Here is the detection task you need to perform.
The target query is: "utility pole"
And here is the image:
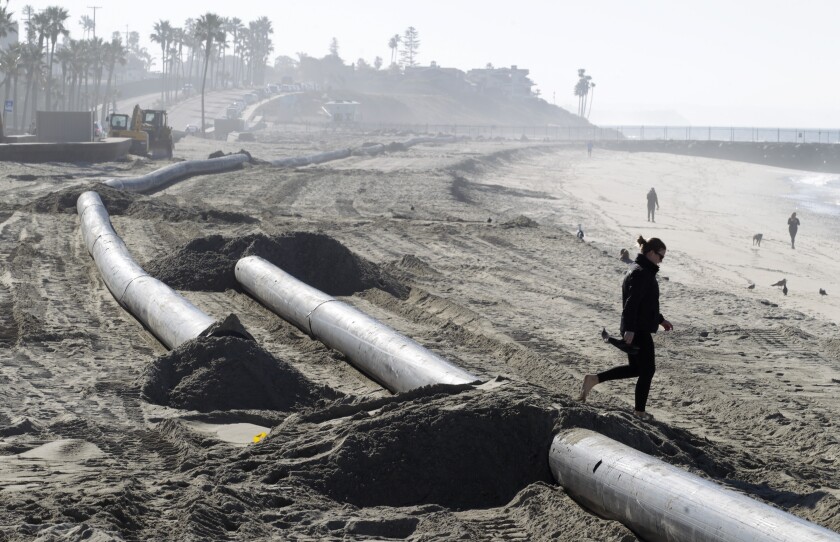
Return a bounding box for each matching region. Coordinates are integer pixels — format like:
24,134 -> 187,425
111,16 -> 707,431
88,6 -> 102,39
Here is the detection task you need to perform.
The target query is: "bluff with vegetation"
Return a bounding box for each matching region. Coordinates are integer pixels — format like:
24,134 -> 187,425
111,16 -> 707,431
268,57 -> 591,127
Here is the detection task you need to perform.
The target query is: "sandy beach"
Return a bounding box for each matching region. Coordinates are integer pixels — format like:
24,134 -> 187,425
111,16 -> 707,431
0,133 -> 838,540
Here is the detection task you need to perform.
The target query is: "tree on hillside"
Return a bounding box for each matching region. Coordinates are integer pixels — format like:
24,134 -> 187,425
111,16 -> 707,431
400,27 -> 419,67
195,12 -> 224,135
586,82 -> 596,119
373,56 -> 383,70
329,37 -> 339,58
387,34 -> 400,66
574,68 -> 592,117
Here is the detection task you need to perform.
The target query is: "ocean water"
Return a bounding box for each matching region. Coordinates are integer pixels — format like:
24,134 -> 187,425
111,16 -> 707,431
786,173 -> 840,216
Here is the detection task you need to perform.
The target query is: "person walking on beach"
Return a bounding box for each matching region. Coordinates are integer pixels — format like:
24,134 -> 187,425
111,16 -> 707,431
787,212 -> 800,249
579,236 -> 673,420
646,188 -> 659,222
587,140 -> 593,157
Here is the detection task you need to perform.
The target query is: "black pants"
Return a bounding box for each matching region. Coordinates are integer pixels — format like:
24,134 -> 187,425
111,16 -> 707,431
597,332 -> 656,412
647,205 -> 656,221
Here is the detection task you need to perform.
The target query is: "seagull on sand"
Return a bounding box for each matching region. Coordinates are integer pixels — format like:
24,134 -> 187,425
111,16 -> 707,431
820,288 -> 828,296
576,224 -> 585,240
783,284 -> 788,296
771,278 -> 787,287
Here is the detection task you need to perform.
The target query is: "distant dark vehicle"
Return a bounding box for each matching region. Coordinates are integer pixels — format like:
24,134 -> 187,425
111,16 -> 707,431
184,124 -> 199,134
226,107 -> 241,120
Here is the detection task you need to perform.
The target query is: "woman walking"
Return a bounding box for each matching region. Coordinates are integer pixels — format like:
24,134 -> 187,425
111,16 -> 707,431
579,236 -> 673,420
787,212 -> 800,249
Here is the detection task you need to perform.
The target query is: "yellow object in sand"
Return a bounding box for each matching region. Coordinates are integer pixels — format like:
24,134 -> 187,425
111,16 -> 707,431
253,432 -> 267,443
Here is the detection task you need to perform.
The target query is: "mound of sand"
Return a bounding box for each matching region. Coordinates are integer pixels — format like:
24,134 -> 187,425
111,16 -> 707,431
145,232 -> 408,298
23,183 -> 257,224
298,391 -> 556,509
141,336 -> 341,412
501,215 -> 539,228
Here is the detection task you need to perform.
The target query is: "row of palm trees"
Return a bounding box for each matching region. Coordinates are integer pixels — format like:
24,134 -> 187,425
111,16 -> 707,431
0,6 -> 274,135
149,15 -> 272,109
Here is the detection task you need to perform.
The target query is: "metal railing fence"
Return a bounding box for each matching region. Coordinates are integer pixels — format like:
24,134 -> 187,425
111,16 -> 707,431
266,121 -> 840,144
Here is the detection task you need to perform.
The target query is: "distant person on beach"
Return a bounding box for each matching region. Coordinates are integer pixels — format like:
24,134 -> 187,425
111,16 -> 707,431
787,212 -> 800,249
579,236 -> 673,420
587,141 -> 593,157
646,188 -> 659,222
619,248 -> 633,263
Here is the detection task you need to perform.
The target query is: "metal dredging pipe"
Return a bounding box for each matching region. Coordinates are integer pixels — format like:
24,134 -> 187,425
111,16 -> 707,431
104,153 -> 250,193
549,428 -> 840,542
235,255 -> 480,393
77,191 -> 216,348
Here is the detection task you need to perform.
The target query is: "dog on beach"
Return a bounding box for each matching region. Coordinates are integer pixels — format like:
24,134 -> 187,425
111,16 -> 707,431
752,233 -> 763,246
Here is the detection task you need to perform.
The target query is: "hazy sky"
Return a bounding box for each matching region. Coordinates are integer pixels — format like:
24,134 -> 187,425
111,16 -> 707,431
12,0 -> 840,127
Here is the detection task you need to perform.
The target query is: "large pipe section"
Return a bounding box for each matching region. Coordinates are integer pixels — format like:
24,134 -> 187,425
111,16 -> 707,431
549,428 -> 840,542
269,148 -> 352,168
77,191 -> 217,348
235,255 -> 480,392
104,153 -> 249,193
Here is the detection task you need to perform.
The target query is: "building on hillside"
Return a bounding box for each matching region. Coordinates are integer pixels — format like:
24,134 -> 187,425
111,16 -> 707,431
466,65 -> 534,99
322,100 -> 359,122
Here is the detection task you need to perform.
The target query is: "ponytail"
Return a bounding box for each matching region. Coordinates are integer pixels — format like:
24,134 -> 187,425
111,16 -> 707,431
637,235 -> 666,254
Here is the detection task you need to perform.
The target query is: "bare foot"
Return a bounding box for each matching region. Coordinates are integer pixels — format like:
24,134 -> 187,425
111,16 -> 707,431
578,374 -> 599,402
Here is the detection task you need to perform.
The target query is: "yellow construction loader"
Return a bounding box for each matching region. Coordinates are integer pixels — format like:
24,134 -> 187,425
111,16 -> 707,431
107,105 -> 173,159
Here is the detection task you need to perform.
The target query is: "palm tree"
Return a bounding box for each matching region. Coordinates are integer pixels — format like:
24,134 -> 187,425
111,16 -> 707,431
388,34 -> 400,66
23,11 -> 50,131
55,44 -> 71,110
78,15 -> 94,40
170,27 -> 187,97
574,68 -> 592,117
248,17 -> 273,86
227,17 -> 243,86
44,6 -> 70,111
586,82 -> 596,119
0,4 -> 15,39
0,45 -> 22,132
0,4 -> 16,131
195,12 -> 223,135
64,38 -> 86,110
150,20 -> 172,105
101,38 -> 126,124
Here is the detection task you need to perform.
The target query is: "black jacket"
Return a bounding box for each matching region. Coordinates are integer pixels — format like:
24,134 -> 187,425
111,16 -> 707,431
620,254 -> 665,334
